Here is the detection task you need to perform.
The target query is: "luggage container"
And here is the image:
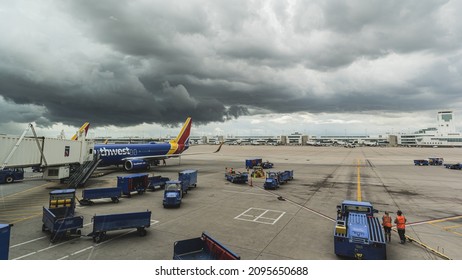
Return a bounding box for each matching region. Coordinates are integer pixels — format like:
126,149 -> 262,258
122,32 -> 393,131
117,173 -> 148,197
147,175 -> 170,191
178,169 -> 198,190
173,232 -> 240,260
245,158 -> 262,169
79,187 -> 121,205
0,224 -> 13,260
89,210 -> 151,243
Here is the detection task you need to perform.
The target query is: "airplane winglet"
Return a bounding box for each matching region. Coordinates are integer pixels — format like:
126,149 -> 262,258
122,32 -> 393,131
214,142 -> 224,153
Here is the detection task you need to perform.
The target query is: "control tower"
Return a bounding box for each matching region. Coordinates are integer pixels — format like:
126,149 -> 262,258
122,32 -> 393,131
437,110 -> 456,134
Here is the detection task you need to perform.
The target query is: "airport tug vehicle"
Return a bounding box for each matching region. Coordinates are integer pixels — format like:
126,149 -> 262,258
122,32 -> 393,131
334,200 -> 386,260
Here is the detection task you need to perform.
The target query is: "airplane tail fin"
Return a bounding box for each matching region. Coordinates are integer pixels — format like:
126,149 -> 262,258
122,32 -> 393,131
172,117 -> 192,146
71,122 -> 90,140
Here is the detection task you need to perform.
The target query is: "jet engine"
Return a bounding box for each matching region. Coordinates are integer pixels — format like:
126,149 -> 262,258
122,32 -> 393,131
124,159 -> 150,171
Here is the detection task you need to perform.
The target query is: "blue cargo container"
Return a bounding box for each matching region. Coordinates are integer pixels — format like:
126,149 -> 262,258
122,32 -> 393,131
0,224 -> 12,260
173,232 -> 240,260
245,158 -> 262,169
117,173 -> 148,197
334,200 -> 386,260
89,210 -> 152,243
80,187 -> 121,205
178,169 -> 198,190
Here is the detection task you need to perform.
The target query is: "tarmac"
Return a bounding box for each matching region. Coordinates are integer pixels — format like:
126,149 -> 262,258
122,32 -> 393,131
1,145 -> 462,260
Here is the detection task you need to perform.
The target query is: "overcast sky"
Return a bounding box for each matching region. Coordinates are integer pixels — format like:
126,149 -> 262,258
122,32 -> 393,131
1,0 -> 462,138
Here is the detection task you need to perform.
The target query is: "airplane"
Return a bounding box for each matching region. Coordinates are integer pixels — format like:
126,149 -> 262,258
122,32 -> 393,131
94,117 -> 219,171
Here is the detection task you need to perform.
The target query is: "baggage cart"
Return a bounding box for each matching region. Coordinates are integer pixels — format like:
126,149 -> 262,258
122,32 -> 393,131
178,169 -> 198,190
413,159 -> 429,166
79,187 -> 121,205
147,175 -> 170,191
225,168 -> 248,184
42,207 -> 83,243
117,173 -> 148,197
245,158 -> 262,169
89,210 -> 151,243
173,232 -> 240,260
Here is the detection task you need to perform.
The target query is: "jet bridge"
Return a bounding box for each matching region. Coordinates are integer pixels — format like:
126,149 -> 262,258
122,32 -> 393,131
0,123 -> 95,180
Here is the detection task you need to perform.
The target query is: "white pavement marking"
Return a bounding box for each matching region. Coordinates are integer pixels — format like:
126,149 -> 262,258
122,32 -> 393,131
234,207 -> 285,225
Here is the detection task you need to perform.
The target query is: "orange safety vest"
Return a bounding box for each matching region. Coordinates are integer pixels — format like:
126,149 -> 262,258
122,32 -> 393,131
382,216 -> 392,227
396,215 -> 406,229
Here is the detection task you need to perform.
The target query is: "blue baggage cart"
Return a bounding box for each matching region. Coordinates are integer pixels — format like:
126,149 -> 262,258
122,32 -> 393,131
147,175 -> 170,191
179,170 -> 198,190
89,210 -> 151,243
245,158 -> 262,169
0,224 -> 13,260
117,174 -> 149,197
80,187 -> 121,205
173,232 -> 240,260
42,207 -> 84,243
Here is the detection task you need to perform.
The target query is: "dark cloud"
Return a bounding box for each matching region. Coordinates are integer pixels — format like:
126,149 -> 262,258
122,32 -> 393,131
1,0 -> 462,131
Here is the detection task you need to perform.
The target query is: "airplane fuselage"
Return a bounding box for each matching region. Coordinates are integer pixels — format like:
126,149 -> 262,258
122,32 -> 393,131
95,142 -> 188,167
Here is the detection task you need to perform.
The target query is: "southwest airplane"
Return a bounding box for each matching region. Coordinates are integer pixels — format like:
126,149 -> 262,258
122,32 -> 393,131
93,117 -> 215,171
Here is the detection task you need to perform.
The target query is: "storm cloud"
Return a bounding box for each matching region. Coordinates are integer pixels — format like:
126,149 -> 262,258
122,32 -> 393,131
1,0 -> 462,133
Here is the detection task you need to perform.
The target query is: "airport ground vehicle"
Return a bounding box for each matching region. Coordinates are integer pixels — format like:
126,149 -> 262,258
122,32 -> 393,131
225,168 -> 248,184
147,175 -> 170,191
166,180 -> 188,197
414,159 -> 429,166
178,169 -> 198,190
261,161 -> 274,169
79,187 -> 121,205
173,232 -> 240,260
263,170 -> 294,189
428,157 -> 444,165
245,158 -> 262,169
445,163 -> 462,170
264,177 -> 279,190
42,189 -> 83,243
0,224 -> 13,260
0,168 -> 24,184
163,183 -> 182,208
89,210 -> 152,243
117,173 -> 148,197
334,200 -> 386,260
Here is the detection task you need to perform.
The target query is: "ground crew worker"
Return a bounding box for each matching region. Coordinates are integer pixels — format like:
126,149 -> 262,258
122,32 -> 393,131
394,210 -> 407,244
382,211 -> 392,242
